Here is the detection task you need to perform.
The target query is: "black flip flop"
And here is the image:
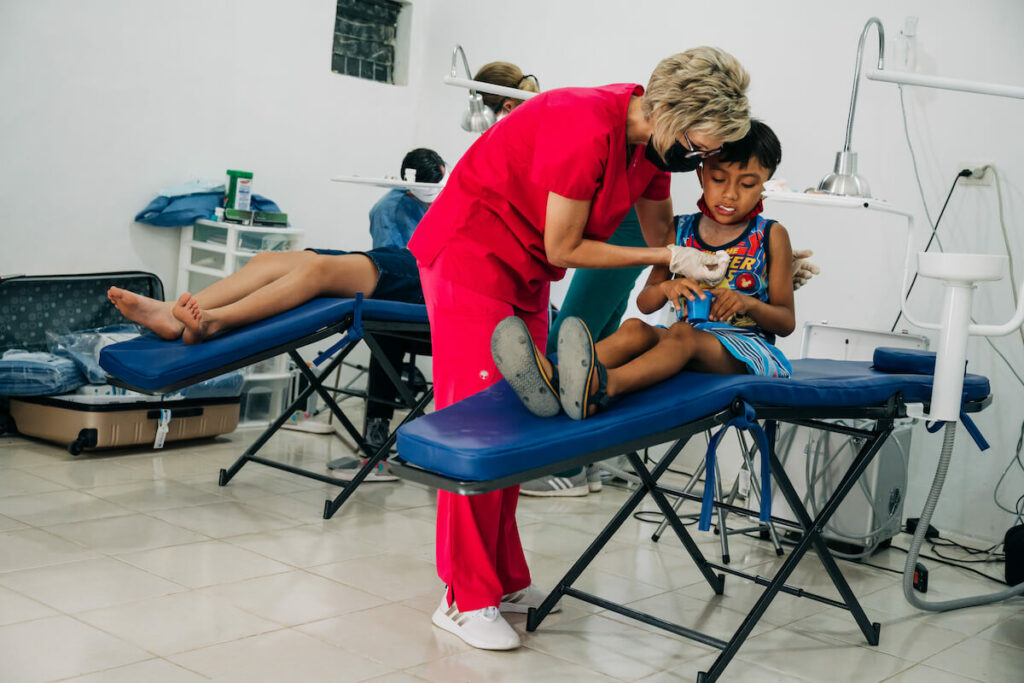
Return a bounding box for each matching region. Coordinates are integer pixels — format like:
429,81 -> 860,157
556,317 -> 610,420
491,316 -> 561,417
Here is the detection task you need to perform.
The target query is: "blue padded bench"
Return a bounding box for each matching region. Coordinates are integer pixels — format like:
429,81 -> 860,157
391,348 -> 992,683
100,295 -> 431,519
396,354 -> 989,484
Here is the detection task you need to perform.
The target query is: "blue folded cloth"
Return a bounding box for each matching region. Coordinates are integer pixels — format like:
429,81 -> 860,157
0,350 -> 87,396
135,192 -> 281,227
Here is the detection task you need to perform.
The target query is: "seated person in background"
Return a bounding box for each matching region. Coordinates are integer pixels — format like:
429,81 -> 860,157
369,148 -> 445,249
493,120 -> 794,420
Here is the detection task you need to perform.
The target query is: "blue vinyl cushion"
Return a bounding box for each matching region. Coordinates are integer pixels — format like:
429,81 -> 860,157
396,357 -> 990,482
872,347 -> 942,375
99,298 -> 428,392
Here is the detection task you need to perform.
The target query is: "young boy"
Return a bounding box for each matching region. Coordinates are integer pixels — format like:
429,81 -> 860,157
493,120 -> 794,420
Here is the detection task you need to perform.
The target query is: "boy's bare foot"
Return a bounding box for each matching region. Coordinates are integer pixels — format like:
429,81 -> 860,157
171,293 -> 214,344
107,287 -> 183,340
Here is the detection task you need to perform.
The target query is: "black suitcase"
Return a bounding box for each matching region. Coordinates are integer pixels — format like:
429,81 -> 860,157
1,272 -> 239,455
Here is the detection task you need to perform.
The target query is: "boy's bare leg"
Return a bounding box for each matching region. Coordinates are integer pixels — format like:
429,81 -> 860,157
604,324 -> 744,402
175,253 -> 379,344
595,318 -> 666,369
543,318 -> 664,379
192,250 -> 318,309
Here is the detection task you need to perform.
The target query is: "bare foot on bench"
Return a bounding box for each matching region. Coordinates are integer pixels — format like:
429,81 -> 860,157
171,293 -> 214,345
107,287 -> 184,340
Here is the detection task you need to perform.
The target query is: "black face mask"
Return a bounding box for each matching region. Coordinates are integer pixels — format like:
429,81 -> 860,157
644,137 -> 703,173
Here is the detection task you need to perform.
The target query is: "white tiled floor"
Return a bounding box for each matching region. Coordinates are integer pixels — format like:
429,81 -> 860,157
0,427 -> 1021,682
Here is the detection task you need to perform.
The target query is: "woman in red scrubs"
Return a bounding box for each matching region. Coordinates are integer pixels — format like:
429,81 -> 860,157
408,47 -> 753,650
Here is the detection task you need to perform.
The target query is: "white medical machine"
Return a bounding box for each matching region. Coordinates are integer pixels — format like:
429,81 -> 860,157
805,16 -> 1024,611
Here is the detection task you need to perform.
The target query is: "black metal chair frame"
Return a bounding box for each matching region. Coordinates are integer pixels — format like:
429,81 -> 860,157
390,392 -> 990,682
216,313 -> 433,519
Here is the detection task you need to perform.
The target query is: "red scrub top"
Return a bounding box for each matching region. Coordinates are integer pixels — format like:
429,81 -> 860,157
408,83 -> 670,312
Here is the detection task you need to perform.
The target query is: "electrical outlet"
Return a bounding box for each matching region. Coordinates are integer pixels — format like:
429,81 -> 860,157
959,162 -> 993,186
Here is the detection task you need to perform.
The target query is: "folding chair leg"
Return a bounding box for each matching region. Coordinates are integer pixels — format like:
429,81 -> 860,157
735,432 -> 785,556
321,387 -> 434,519
715,472 -> 730,564
769,444 -> 882,645
526,459 -> 664,632
696,422 -> 889,683
651,456 -> 706,542
219,348 -> 351,487
527,437 -> 721,633
628,452 -> 724,595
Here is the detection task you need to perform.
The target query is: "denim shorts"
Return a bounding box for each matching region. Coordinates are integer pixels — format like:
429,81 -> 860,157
306,245 -> 423,304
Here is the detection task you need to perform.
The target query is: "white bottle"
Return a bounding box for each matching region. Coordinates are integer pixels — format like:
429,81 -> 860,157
235,177 -> 252,211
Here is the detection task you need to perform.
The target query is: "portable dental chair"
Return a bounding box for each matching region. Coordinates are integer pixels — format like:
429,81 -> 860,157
387,246 -> 1023,682
100,294 -> 432,519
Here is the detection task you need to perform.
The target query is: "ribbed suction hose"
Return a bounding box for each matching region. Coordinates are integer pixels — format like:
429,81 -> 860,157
903,422 -> 1024,610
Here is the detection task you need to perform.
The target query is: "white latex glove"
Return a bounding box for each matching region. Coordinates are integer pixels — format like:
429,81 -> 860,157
791,248 -> 821,290
667,246 -> 730,286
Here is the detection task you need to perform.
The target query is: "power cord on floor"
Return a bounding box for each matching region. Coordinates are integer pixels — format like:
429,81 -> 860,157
632,510 -> 698,526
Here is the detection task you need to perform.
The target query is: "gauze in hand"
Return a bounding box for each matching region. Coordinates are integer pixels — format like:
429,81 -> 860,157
667,246 -> 730,286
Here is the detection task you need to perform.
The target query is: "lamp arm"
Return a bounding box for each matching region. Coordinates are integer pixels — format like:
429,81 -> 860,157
443,76 -> 538,102
842,17 -> 886,152
450,45 -> 473,80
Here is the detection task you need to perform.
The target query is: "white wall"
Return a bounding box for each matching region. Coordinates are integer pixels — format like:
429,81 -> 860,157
1,0 -> 1022,542
0,0 -> 438,286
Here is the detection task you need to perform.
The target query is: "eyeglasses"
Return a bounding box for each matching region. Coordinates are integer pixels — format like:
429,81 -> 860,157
683,132 -> 722,159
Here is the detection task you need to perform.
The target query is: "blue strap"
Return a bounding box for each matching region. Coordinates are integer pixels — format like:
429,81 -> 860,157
959,410 -> 990,451
923,387 -> 990,451
699,401 -> 773,531
313,293 -> 364,366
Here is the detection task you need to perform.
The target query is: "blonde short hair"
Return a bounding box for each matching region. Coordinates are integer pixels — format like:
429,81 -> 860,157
474,61 -> 540,114
643,47 -> 751,157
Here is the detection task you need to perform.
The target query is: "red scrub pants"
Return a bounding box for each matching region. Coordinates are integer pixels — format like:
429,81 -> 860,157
419,260 -> 549,611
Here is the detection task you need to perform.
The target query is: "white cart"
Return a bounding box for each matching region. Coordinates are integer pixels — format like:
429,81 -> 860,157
176,219 -> 305,427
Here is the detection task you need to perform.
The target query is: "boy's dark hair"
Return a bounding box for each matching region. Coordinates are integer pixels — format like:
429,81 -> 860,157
401,148 -> 446,184
717,119 -> 781,177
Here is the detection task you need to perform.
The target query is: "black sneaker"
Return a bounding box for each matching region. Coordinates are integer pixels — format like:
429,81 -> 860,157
326,417 -> 398,482
364,416 -> 392,453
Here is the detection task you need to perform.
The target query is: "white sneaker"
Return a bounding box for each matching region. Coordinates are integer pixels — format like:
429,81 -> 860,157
500,583 -> 562,614
519,470 -> 589,497
431,595 -> 521,650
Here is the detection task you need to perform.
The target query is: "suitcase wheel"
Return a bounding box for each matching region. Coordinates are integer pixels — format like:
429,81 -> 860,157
68,429 -> 98,456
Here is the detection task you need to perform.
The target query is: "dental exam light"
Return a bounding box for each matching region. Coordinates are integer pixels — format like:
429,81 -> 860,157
444,45 -> 538,133
448,45 -> 496,133
817,17 -> 884,198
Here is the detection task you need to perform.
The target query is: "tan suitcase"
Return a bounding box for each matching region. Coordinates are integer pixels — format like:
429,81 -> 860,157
10,395 -> 240,455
